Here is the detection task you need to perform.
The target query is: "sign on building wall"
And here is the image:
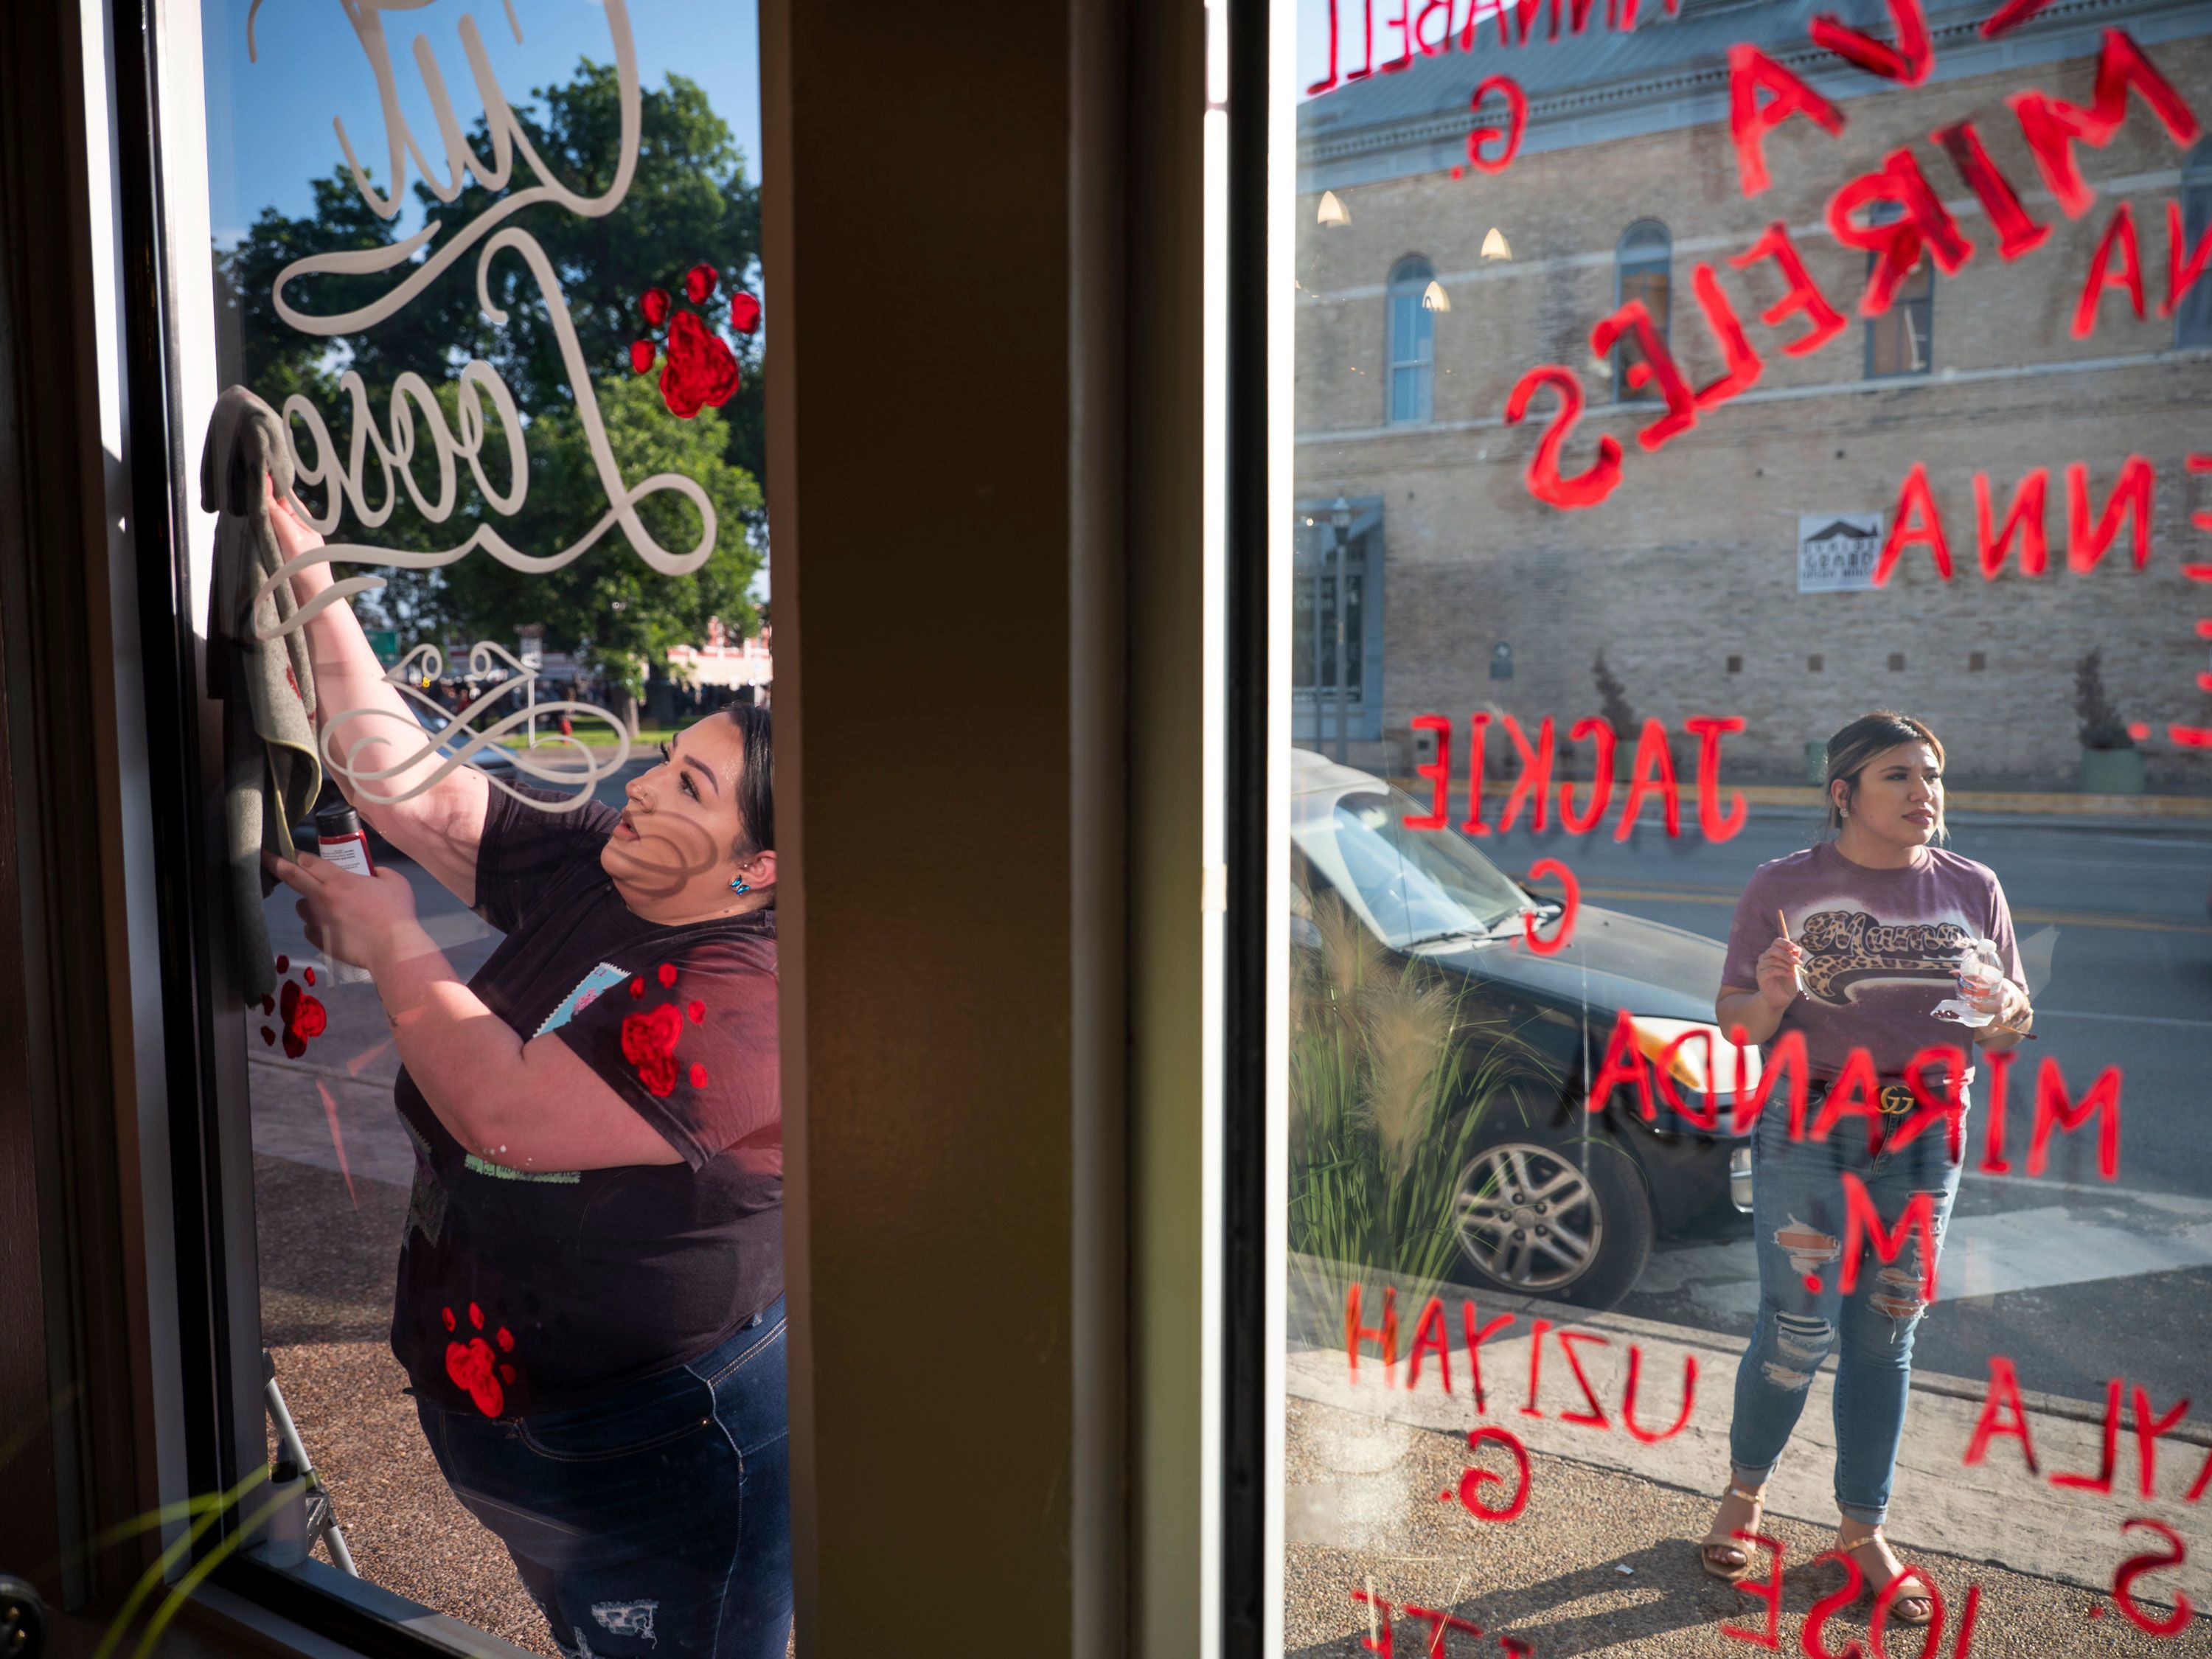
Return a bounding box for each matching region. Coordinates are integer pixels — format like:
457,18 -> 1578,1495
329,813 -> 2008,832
1796,514 -> 1883,593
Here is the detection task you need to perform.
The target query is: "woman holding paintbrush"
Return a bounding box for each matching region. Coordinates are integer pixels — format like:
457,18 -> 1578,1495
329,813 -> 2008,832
1697,712 -> 2034,1627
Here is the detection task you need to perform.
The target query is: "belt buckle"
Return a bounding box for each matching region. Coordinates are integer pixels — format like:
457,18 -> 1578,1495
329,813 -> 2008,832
1877,1082 -> 1916,1117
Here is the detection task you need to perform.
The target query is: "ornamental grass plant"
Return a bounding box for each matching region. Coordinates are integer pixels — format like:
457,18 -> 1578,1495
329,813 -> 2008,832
1289,891 -> 1549,1320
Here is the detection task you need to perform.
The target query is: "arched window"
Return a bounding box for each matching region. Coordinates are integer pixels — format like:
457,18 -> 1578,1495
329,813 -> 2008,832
2178,139 -> 2212,349
1386,256 -> 1436,425
1865,202 -> 1934,378
1613,220 -> 1671,402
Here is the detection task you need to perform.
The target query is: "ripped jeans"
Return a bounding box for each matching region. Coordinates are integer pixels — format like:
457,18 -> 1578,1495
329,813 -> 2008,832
416,1300 -> 790,1658
1729,1096 -> 1964,1526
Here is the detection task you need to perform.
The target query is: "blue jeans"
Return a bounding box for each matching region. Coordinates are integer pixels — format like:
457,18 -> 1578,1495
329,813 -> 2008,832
1729,1101 -> 1964,1526
415,1300 -> 791,1658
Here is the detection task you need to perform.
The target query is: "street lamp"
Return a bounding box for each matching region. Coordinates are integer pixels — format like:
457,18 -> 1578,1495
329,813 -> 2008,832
1329,495 -> 1352,763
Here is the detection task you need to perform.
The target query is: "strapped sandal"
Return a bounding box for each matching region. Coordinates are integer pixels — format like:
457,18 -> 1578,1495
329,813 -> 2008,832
1700,1484 -> 1767,1582
1835,1526 -> 1937,1627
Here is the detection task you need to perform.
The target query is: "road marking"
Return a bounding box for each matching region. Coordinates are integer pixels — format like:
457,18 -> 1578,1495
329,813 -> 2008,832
1551,883 -> 2212,936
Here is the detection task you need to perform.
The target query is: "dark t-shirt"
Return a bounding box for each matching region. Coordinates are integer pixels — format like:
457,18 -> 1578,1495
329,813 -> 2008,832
391,787 -> 779,1417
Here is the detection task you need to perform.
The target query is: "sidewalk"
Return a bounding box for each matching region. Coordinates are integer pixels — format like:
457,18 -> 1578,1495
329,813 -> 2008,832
1285,1281 -> 2202,1655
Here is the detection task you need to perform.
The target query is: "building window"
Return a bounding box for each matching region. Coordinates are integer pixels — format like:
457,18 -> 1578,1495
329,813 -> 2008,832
1727,655 -> 1743,674
1613,220 -> 1672,401
1386,257 -> 1436,424
1890,652 -> 1907,670
2178,139 -> 2212,349
1808,653 -> 1824,672
1295,501 -> 1384,748
1866,205 -> 1934,377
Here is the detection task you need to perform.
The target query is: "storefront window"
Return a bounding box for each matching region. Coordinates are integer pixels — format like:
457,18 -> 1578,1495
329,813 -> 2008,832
1282,1 -> 2212,1651
175,2 -> 780,1649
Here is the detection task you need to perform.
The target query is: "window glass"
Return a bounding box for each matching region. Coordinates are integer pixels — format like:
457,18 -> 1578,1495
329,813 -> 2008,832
182,3 -> 786,1651
1286,5 -> 2212,1655
1614,219 -> 1672,400
1388,256 -> 1439,422
2177,139 -> 2212,348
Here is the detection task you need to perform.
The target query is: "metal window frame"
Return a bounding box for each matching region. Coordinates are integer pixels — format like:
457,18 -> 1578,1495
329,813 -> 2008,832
1612,218 -> 1671,402
1384,256 -> 1436,426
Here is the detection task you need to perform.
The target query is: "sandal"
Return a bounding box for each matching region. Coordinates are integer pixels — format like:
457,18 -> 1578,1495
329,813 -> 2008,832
1700,1484 -> 1767,1582
1834,1526 -> 1936,1626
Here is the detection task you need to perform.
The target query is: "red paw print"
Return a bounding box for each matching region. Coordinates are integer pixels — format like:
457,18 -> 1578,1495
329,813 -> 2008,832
626,264 -> 757,420
442,1301 -> 521,1417
619,967 -> 707,1098
260,956 -> 328,1058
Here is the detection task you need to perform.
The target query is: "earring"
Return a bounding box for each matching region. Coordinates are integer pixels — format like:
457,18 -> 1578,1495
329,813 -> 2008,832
729,877 -> 750,894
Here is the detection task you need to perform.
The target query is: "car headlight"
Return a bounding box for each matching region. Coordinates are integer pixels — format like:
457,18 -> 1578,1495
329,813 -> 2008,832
1624,1015 -> 1763,1101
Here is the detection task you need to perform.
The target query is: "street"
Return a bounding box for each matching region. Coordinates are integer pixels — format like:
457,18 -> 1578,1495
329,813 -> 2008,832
1476,805 -> 2212,1413
246,770 -> 2212,1416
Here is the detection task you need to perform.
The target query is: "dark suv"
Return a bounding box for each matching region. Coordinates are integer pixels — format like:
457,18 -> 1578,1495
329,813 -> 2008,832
1292,748 -> 1757,1310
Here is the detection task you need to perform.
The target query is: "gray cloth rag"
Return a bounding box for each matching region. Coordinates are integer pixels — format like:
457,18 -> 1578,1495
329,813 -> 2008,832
201,384 -> 322,1004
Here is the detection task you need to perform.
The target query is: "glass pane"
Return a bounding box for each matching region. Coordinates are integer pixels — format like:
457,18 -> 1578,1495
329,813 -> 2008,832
1615,265 -> 1670,400
186,3 -> 786,1651
1285,7 -> 2212,1655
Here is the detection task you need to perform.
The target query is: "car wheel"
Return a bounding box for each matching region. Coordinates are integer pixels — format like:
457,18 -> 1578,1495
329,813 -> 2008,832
1449,1136 -> 1653,1311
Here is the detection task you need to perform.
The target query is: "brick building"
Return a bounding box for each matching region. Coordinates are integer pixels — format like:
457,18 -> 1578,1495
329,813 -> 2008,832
1293,0 -> 2212,787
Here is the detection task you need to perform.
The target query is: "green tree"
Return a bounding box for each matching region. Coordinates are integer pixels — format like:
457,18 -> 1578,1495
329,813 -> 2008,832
213,59 -> 765,669
441,372 -> 761,714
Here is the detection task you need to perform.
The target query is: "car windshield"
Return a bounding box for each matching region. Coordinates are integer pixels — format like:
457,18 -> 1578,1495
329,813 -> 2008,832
1291,787 -> 1531,949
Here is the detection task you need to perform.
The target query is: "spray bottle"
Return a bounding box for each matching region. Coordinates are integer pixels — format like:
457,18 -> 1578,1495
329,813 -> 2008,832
312,803 -> 377,985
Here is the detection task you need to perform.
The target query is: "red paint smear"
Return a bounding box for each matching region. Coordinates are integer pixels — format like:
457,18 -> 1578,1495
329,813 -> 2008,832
2007,32 -> 2202,220
316,1079 -> 358,1209
261,1026 -> 276,1046
684,262 -> 718,304
1503,365 -> 1621,509
1727,44 -> 1844,197
640,286 -> 672,327
687,999 -> 706,1023
1980,0 -> 2053,37
630,338 -> 656,375
293,994 -> 327,1037
1975,467 -> 2050,578
2072,200 -> 2145,338
1590,299 -> 1697,451
631,977 -> 647,999
729,291 -> 762,334
496,1325 -> 515,1352
1621,1344 -> 1696,1443
442,1305 -> 457,1332
689,1062 -> 709,1088
661,310 -> 741,419
1455,1425 -> 1531,1522
303,965 -> 316,987
1809,0 -> 1933,86
2129,722 -> 2151,740
260,994 -> 276,1016
1730,222 -> 1846,355
2166,200 -> 2212,318
1933,119 -> 2051,260
1522,858 -> 1578,956
2114,1519 -> 2193,1635
469,1301 -> 484,1329
1721,1535 -> 1786,1648
1829,147 -> 1975,317
1804,1274 -> 1824,1293
1449,164 -> 1465,179
276,954 -> 289,973
282,1030 -> 306,1060
1467,75 -> 1526,173
658,961 -> 678,987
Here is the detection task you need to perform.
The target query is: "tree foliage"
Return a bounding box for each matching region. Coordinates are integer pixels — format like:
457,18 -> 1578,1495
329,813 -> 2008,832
213,60 -> 763,677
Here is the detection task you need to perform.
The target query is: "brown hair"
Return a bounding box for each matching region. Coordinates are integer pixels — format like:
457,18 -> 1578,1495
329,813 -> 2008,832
1823,711 -> 1945,835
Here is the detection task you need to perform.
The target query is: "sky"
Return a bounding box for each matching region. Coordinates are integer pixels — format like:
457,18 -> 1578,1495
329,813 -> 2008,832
200,0 -> 762,246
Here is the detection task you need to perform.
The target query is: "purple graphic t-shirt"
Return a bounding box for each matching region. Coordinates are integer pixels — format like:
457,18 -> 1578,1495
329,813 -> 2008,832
1722,841 -> 2023,1079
